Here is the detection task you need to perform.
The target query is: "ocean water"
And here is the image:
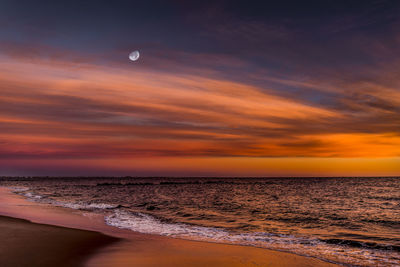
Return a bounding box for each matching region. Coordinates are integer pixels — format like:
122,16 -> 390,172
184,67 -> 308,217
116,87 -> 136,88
1,177 -> 399,266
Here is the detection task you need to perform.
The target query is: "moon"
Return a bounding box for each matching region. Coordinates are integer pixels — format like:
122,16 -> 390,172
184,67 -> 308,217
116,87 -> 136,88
129,50 -> 140,61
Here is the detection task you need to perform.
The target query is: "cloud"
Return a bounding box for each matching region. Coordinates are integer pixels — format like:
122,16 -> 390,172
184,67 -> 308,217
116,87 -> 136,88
1,49 -> 400,163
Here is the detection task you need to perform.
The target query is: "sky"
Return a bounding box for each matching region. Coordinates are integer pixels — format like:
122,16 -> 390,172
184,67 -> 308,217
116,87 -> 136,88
0,0 -> 400,176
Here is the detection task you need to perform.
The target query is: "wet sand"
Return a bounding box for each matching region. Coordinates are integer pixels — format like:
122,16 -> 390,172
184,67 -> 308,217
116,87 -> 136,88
0,187 -> 339,267
0,215 -> 119,267
88,236 -> 339,267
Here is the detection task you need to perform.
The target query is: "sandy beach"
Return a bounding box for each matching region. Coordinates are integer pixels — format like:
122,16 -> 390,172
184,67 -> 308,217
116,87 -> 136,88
0,187 -> 339,267
87,234 -> 339,267
0,215 -> 119,267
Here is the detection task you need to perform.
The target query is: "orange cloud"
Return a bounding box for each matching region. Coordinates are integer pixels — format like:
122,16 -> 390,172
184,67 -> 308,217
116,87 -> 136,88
0,52 -> 399,175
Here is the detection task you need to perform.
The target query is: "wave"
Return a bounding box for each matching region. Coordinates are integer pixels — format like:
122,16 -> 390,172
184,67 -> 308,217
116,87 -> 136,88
323,238 -> 400,252
9,186 -> 30,193
106,210 -> 230,239
104,210 -> 329,249
104,210 -> 400,266
24,192 -> 44,199
96,180 -> 275,186
105,210 -> 323,246
97,182 -> 155,186
58,202 -> 123,210
15,189 -> 122,211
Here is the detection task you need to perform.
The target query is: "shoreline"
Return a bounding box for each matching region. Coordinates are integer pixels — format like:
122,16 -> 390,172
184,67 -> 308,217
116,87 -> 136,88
0,187 -> 339,266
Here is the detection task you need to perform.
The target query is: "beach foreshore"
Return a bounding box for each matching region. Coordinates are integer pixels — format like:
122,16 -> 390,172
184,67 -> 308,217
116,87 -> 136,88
0,215 -> 119,267
0,187 -> 339,267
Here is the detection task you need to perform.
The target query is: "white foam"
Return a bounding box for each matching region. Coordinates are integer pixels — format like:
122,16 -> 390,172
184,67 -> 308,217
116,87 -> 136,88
24,192 -> 43,199
15,188 -> 119,211
105,210 -> 229,239
9,187 -> 30,193
104,210 -> 316,245
58,202 -> 119,210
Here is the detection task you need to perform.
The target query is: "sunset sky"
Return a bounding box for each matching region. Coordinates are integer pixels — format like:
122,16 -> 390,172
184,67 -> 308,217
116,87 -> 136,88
1,0 -> 400,176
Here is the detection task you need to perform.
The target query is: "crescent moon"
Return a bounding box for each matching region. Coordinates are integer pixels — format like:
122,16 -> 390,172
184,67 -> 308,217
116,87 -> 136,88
129,51 -> 140,61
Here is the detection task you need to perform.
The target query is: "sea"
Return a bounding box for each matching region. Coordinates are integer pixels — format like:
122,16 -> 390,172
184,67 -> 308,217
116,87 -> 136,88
0,177 -> 399,266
